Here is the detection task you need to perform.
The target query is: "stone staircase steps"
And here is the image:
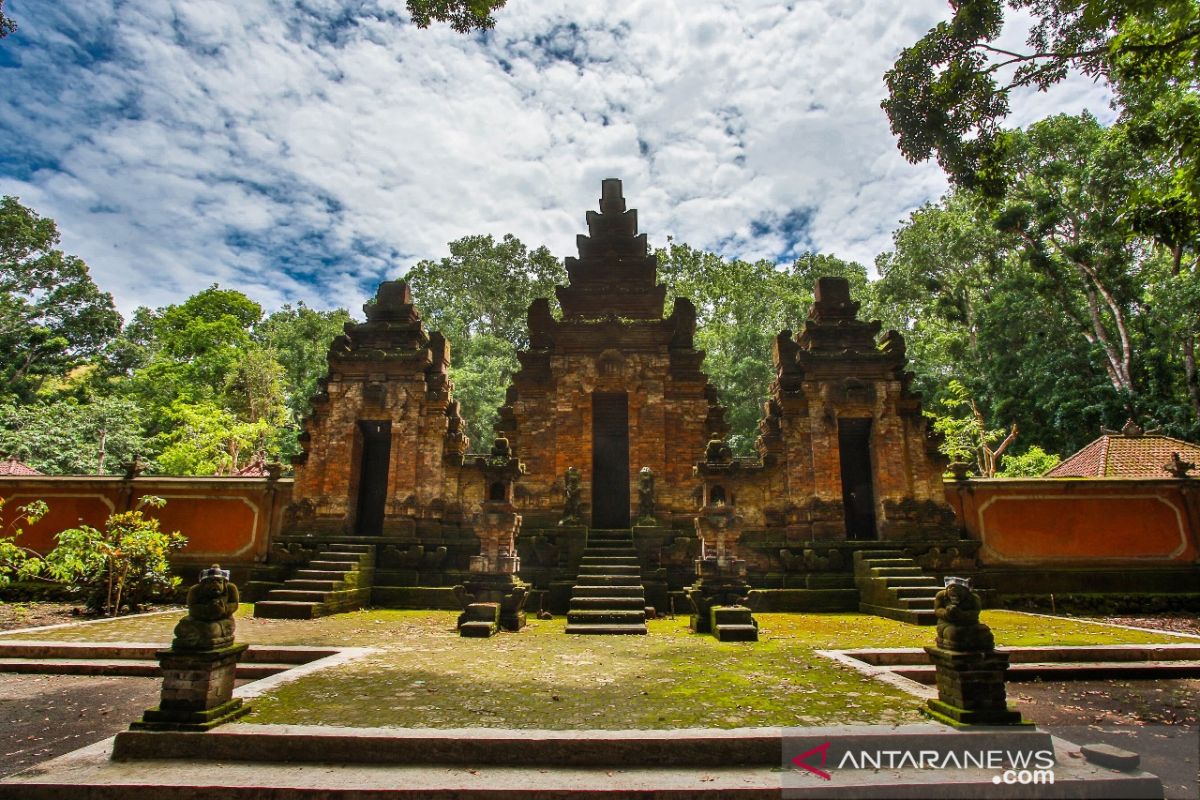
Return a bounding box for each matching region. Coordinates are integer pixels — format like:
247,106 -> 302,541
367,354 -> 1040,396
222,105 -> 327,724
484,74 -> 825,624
572,585 -> 644,598
574,574 -> 642,586
565,529 -> 647,635
570,597 -> 645,610
255,543 -> 375,620
853,549 -> 940,625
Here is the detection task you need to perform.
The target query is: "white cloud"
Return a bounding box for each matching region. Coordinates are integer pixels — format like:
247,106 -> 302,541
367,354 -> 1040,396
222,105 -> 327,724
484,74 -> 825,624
0,0 -> 1115,317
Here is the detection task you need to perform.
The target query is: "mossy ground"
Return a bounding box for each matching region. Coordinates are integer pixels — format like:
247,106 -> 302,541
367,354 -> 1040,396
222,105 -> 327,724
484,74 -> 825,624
10,607 -> 1196,729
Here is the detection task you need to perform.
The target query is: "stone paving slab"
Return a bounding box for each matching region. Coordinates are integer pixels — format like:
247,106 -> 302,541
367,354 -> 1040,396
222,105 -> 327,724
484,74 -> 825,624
0,729 -> 1163,799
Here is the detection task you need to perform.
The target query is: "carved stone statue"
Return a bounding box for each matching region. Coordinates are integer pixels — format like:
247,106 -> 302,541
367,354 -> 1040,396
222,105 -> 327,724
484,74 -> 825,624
704,434 -> 733,464
933,577 -> 993,652
560,466 -> 583,525
636,466 -> 656,523
172,565 -> 239,651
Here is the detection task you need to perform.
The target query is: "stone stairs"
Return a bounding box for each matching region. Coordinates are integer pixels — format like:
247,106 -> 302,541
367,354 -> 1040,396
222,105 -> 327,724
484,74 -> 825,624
564,529 -> 648,635
853,549 -> 940,625
253,544 -> 375,620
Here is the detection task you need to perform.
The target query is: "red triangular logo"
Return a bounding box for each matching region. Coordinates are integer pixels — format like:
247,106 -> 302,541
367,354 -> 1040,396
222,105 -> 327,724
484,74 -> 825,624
791,741 -> 832,781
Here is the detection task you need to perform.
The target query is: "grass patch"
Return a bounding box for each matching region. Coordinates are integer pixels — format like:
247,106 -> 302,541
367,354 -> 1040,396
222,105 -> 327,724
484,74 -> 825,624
13,607 -> 1196,729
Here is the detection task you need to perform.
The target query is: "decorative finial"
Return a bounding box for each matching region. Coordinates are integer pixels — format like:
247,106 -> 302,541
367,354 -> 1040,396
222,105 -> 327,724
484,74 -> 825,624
1164,452 -> 1195,479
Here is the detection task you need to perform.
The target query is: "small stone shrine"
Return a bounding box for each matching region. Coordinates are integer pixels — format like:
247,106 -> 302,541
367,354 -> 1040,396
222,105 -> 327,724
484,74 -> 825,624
256,178 -> 966,630
922,577 -> 1028,727
131,565 -> 250,731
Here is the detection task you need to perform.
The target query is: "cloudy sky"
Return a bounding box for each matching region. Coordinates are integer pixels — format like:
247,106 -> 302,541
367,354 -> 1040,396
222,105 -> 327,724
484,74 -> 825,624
0,0 -> 1112,317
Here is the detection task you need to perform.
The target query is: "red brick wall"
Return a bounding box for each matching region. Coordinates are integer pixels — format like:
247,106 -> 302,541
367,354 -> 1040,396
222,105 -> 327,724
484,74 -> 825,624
0,476 -> 289,571
947,478 -> 1199,566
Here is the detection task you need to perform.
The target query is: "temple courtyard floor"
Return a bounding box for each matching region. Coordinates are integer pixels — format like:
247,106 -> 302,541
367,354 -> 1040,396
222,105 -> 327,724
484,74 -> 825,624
1,609 -> 1197,797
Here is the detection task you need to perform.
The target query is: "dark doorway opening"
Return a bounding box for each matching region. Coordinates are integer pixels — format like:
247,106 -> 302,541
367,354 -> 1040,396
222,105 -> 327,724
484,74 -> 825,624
591,392 -> 630,528
355,421 -> 391,535
838,418 -> 877,540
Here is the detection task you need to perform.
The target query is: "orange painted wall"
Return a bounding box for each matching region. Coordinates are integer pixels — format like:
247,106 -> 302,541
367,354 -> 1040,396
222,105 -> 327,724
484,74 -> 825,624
946,478 -> 1200,566
0,477 -> 292,569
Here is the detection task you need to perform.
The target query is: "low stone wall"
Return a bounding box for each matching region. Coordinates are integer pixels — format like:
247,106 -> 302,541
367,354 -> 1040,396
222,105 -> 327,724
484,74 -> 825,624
947,477 -> 1198,566
946,477 -> 1199,595
0,476 -> 291,583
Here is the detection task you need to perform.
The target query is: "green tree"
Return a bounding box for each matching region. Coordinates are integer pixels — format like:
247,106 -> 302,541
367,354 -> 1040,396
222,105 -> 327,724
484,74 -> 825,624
883,0 -> 1200,199
256,303 -> 351,426
997,445 -> 1061,476
657,241 -> 871,454
114,286 -> 293,472
928,380 -> 1019,477
0,499 -> 48,587
153,400 -> 274,476
403,234 -> 566,448
0,0 -> 15,38
0,396 -> 148,474
406,0 -> 507,32
47,496 -> 186,615
0,197 -> 121,399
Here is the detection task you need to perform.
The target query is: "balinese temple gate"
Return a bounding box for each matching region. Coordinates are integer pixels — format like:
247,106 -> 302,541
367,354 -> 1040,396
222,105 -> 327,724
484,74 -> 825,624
250,180 -> 964,632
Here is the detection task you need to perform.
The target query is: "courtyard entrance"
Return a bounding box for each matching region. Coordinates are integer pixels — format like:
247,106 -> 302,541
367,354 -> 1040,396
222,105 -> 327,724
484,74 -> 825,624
838,418 -> 877,540
591,392 -> 630,528
354,420 -> 391,535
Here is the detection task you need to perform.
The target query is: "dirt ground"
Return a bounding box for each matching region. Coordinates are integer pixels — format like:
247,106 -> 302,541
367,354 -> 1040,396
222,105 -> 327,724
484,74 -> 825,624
0,674 -> 162,778
0,602 -> 85,632
1013,679 -> 1199,800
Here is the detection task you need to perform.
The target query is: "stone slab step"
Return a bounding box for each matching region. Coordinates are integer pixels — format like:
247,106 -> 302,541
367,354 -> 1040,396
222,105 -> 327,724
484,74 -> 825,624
581,547 -> 637,557
0,641 -> 337,665
283,579 -> 341,591
713,624 -> 759,642
317,552 -> 369,563
294,569 -> 350,581
577,564 -> 640,574
898,597 -> 936,609
324,543 -> 373,553
4,724 -> 1161,799
458,622 -> 498,638
566,610 -> 646,625
879,576 -> 940,587
569,597 -> 645,610
306,561 -> 356,571
254,601 -> 323,620
894,586 -> 939,599
564,623 -> 648,635
870,566 -> 924,576
858,602 -> 935,626
0,658 -> 291,679
580,555 -> 640,564
895,661 -> 1200,683
266,590 -> 328,603
574,574 -> 642,586
571,585 -> 645,598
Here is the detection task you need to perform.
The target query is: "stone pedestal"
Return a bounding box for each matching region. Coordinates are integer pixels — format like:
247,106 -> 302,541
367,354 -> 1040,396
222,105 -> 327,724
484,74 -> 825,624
923,646 -> 1029,727
710,605 -> 758,641
131,644 -> 250,731
457,572 -> 529,632
687,556 -> 756,636
458,602 -> 500,638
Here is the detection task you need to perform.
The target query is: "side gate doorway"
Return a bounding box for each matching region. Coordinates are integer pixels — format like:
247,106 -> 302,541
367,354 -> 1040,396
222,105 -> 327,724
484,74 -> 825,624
355,420 -> 391,535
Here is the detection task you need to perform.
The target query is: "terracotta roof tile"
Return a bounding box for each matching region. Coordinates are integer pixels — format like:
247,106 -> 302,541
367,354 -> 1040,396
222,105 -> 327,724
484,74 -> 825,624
0,457 -> 42,476
1045,434 -> 1200,477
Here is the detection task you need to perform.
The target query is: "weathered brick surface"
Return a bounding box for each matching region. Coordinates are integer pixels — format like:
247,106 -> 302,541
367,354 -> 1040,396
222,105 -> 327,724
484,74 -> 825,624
283,184 -> 957,590
497,180 -> 724,528
286,280 -> 487,539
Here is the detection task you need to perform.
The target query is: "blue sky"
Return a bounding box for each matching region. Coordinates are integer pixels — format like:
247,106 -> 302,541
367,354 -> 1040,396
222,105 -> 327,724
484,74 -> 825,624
0,0 -> 1112,317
